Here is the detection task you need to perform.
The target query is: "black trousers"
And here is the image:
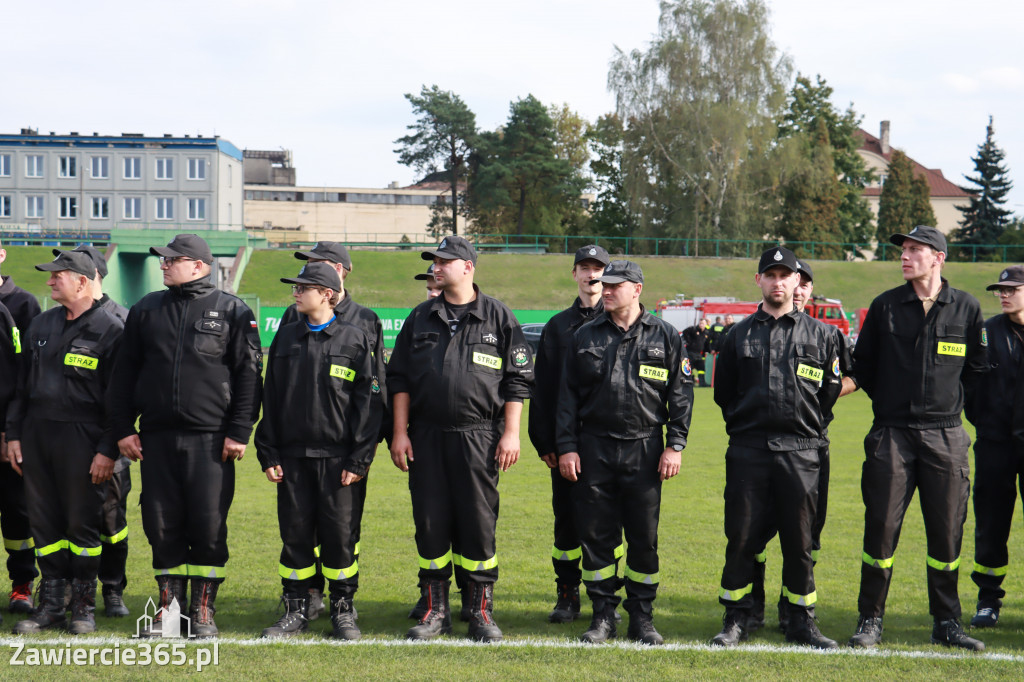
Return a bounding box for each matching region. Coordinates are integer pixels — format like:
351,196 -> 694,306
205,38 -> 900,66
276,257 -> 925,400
971,437 -> 1024,610
719,445 -> 819,611
21,418 -> 106,581
277,457 -> 359,599
550,467 -> 582,584
689,352 -> 707,387
98,465 -> 131,590
139,431 -> 234,581
0,460 -> 37,584
574,432 -> 662,614
408,425 -> 500,584
858,425 -> 970,620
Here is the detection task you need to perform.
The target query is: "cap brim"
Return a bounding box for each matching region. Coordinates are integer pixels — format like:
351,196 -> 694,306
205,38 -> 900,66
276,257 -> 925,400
150,246 -> 186,258
35,262 -> 65,272
422,249 -> 463,261
280,276 -> 333,288
598,275 -> 633,284
986,281 -> 1024,290
414,273 -> 434,281
759,264 -> 799,274
293,251 -> 319,260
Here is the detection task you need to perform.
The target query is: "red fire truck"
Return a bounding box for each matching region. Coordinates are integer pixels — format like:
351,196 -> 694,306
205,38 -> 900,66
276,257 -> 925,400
655,295 -> 850,336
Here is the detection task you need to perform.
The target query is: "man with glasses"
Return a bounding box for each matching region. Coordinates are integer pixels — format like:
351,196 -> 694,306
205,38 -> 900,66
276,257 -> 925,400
967,265 -> 1024,629
108,234 -> 263,638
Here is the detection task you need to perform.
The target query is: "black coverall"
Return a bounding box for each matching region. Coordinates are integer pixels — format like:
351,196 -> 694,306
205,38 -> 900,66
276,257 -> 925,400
107,276 -> 263,581
255,318 -> 381,599
713,307 -> 841,613
556,307 -> 693,614
852,280 -> 986,620
682,325 -> 712,387
387,286 -> 533,585
967,314 -> 1024,611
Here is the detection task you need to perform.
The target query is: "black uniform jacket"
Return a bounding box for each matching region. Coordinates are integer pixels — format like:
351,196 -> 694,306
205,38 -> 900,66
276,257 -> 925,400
967,314 -> 1024,444
0,276 -> 42,332
682,326 -> 711,355
528,297 -> 602,458
255,318 -> 381,475
98,294 -> 129,323
387,286 -> 534,430
6,301 -> 123,457
853,280 -> 986,429
555,306 -> 694,455
0,301 -> 21,427
107,276 -> 263,444
714,305 -> 842,450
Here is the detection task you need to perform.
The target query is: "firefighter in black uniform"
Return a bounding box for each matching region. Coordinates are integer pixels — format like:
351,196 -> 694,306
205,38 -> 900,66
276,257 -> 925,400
257,263 -> 382,640
415,263 -> 443,299
711,247 -> 842,650
849,226 -> 986,651
682,319 -> 712,387
966,265 -> 1024,629
7,250 -> 122,634
528,244 -> 609,624
108,234 -> 263,638
389,236 -> 534,643
0,241 -> 40,614
279,242 -> 387,622
556,260 -> 693,646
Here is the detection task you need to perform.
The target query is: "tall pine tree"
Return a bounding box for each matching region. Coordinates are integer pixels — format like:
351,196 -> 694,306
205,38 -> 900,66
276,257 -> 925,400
952,116 -> 1013,251
876,150 -> 937,260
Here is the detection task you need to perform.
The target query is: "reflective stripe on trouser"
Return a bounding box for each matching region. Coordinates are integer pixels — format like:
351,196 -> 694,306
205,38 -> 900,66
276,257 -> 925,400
409,426 -> 501,583
140,431 -> 234,582
575,433 -> 663,613
551,466 -> 582,584
99,464 -> 131,590
21,417 -> 106,581
0,447 -> 40,583
858,425 -> 970,620
277,457 -> 361,598
781,585 -> 817,607
720,445 -> 819,611
971,437 -> 1024,609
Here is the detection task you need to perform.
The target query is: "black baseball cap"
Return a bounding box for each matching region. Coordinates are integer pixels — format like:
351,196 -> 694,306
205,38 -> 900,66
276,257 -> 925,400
280,262 -> 342,292
294,241 -> 352,271
414,263 -> 436,281
422,235 -> 477,264
574,244 -> 611,267
890,225 -> 947,255
796,258 -> 813,282
758,246 -> 800,274
36,250 -> 97,278
150,234 -> 214,264
598,260 -> 644,284
986,264 -> 1024,290
67,245 -> 107,278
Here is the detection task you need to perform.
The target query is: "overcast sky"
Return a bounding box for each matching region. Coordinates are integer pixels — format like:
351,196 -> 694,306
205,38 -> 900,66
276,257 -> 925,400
6,0 -> 1023,215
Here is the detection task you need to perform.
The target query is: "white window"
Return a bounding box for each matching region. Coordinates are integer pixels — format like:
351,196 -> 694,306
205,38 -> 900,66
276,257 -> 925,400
90,156 -> 109,179
187,198 -> 206,221
59,196 -> 78,218
0,155 -> 10,177
188,158 -> 206,180
0,196 -> 10,218
59,156 -> 78,178
155,197 -> 174,220
91,197 -> 109,219
123,197 -> 141,220
26,155 -> 44,178
26,196 -> 44,218
155,157 -> 174,180
123,157 -> 141,179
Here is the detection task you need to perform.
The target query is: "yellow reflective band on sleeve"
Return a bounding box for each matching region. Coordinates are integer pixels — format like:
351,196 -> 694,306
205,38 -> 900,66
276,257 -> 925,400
156,565 -> 189,577
459,555 -> 498,572
279,563 -> 318,581
811,549 -> 820,563
354,541 -> 360,557
613,544 -> 625,560
322,561 -> 358,580
782,586 -> 817,607
314,545 -> 321,558
624,566 -> 660,585
927,555 -> 961,572
35,539 -> 68,557
582,563 -> 618,582
797,363 -> 823,383
330,365 -> 356,381
64,353 -> 99,370
418,550 -> 453,571
188,564 -> 226,579
12,328 -> 21,354
862,552 -> 894,569
937,342 -> 966,357
973,562 -> 1008,577
639,365 -> 668,382
719,583 -> 753,602
552,545 -> 583,562
754,551 -> 767,564
4,537 -> 35,551
472,352 -> 502,370
100,527 -> 129,544
68,542 -> 102,557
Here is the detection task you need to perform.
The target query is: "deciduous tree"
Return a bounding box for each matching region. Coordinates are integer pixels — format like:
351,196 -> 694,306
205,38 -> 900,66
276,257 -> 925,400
876,150 -> 936,260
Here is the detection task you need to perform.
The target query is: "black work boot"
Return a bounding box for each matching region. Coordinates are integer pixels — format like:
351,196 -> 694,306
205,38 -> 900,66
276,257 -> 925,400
13,578 -> 66,634
102,585 -> 130,617
9,581 -> 34,615
548,582 -> 581,623
710,608 -> 749,647
459,587 -> 472,622
785,607 -> 837,649
776,593 -> 790,633
330,596 -> 361,640
580,602 -> 617,643
848,615 -> 883,648
406,580 -> 452,640
467,582 -> 503,642
189,579 -> 220,638
68,579 -> 97,635
140,575 -> 188,637
408,590 -> 428,620
748,561 -> 766,633
307,588 -> 325,621
931,618 -> 985,651
262,593 -> 309,638
627,608 -> 664,646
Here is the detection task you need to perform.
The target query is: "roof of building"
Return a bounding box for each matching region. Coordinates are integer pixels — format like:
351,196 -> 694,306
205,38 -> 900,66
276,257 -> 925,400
0,132 -> 242,161
856,128 -> 971,198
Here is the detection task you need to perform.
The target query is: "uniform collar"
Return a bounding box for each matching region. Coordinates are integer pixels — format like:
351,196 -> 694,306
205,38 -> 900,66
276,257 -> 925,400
169,274 -> 215,299
0,276 -> 15,296
430,284 -> 485,320
900,278 -> 951,303
752,302 -> 800,323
